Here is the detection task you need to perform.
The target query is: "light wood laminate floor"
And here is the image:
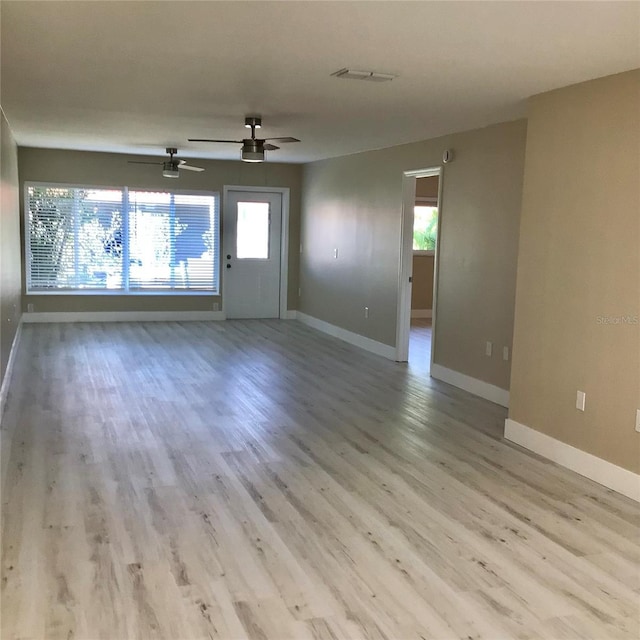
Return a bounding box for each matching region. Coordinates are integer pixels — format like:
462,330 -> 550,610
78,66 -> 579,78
409,319 -> 432,374
2,321 -> 639,640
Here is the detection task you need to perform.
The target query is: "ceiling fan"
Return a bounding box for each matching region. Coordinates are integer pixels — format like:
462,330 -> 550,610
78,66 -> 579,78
189,116 -> 300,162
128,147 -> 204,178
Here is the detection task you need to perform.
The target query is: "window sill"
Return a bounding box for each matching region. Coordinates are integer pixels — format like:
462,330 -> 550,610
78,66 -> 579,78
26,290 -> 218,297
413,250 -> 435,257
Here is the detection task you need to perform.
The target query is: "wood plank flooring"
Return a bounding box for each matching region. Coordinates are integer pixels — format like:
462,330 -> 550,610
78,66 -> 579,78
409,319 -> 432,374
1,320 -> 638,640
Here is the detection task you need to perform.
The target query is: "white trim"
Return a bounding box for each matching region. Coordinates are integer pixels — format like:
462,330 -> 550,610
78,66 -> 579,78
222,186 -> 290,319
296,312 -> 396,360
429,173 -> 445,373
395,175 -> 418,362
396,167 -> 442,363
404,168 -> 439,178
25,290 -> 220,297
279,191 -> 290,320
431,363 -> 509,407
0,320 -> 22,420
21,311 -> 226,323
504,419 -> 640,502
282,310 -> 297,320
411,309 -> 432,319
415,196 -> 438,205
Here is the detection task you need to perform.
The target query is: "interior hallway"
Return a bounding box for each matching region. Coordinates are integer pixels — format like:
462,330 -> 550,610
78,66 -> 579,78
1,320 -> 638,639
409,318 -> 432,374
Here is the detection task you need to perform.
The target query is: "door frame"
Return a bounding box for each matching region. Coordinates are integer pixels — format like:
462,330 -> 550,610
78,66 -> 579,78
222,185 -> 290,319
395,167 -> 443,365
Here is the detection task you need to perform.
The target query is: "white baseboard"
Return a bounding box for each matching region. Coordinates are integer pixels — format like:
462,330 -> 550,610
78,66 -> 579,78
411,309 -> 432,319
22,310 -> 227,323
431,363 -> 510,407
296,312 -> 396,360
0,320 -> 22,420
282,310 -> 298,320
504,419 -> 640,502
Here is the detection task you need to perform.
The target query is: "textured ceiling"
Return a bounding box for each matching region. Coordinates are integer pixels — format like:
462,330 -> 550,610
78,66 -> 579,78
2,1 -> 638,163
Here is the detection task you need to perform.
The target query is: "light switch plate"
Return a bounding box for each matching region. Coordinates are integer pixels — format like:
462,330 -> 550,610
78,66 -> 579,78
576,390 -> 586,412
635,409 -> 640,433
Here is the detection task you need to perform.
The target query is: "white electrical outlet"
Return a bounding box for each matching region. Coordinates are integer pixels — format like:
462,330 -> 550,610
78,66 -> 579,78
503,346 -> 509,361
212,302 -> 219,311
364,307 -> 369,319
333,248 -> 339,259
635,409 -> 640,433
576,391 -> 586,412
27,303 -> 34,313
485,341 -> 492,357
298,287 -> 301,297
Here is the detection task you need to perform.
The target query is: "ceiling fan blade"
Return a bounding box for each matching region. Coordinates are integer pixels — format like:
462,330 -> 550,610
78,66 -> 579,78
178,164 -> 205,172
188,138 -> 243,144
263,144 -> 280,151
264,137 -> 300,143
128,160 -> 163,165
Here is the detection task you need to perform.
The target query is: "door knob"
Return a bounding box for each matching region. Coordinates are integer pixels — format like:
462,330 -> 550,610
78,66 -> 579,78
226,264 -> 231,269
226,254 -> 231,259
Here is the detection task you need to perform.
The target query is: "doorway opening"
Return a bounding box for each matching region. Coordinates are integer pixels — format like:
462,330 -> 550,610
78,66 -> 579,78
395,167 -> 443,371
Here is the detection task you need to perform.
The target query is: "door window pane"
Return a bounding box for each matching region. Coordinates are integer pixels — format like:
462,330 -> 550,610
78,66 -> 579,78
236,202 -> 270,259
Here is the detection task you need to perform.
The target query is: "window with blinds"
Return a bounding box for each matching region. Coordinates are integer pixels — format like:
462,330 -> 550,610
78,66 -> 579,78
26,184 -> 219,294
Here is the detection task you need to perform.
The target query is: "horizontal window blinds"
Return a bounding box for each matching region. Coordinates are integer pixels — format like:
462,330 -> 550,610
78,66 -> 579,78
128,191 -> 219,291
26,184 -> 219,294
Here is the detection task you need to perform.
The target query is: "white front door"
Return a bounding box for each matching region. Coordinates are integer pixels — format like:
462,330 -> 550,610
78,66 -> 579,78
223,190 -> 282,318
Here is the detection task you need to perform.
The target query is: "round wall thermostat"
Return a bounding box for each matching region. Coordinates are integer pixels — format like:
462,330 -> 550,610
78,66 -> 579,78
442,149 -> 454,164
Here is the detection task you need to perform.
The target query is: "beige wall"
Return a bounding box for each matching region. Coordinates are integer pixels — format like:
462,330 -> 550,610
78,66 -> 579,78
1,109 -> 22,384
300,119 -> 527,390
411,255 -> 434,310
18,148 -> 302,313
510,70 -> 640,473
415,175 -> 439,199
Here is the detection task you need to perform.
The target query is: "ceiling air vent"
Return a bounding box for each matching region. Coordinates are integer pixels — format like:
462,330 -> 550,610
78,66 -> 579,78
331,68 -> 397,82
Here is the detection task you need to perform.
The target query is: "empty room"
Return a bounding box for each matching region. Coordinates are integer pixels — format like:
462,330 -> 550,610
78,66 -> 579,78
1,1 -> 638,639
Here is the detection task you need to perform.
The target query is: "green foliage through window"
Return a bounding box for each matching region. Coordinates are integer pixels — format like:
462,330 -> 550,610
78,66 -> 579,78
413,206 -> 438,251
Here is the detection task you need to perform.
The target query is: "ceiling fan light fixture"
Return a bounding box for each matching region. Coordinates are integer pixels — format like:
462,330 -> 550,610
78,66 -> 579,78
162,162 -> 180,178
241,148 -> 265,163
129,149 -> 203,177
241,139 -> 265,162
